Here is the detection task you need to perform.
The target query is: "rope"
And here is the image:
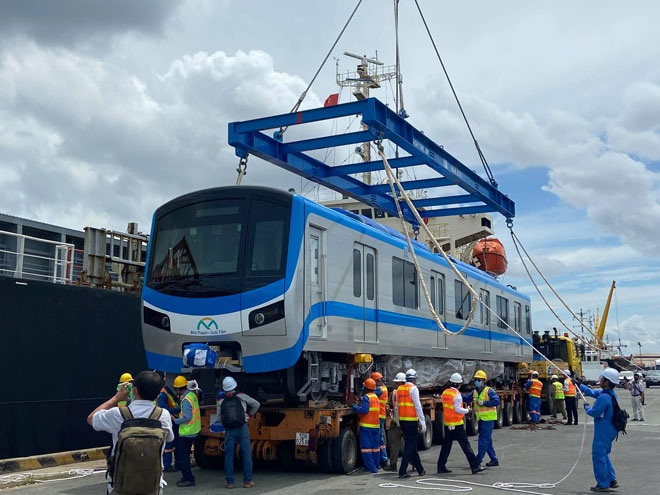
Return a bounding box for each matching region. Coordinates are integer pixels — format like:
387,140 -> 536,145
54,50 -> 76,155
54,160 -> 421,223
412,0 -> 496,188
0,468 -> 105,488
379,147 -> 478,335
275,0 -> 363,139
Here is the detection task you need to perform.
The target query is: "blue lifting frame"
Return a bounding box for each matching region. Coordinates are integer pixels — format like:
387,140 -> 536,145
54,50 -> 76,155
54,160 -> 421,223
228,97 -> 515,225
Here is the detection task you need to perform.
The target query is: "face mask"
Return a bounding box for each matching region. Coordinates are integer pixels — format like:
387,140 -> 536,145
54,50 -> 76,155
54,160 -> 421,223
475,380 -> 483,388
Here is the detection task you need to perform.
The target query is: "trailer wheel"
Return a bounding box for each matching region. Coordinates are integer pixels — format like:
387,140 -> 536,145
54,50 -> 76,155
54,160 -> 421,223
332,428 -> 357,474
494,405 -> 503,429
318,438 -> 334,473
432,410 -> 444,444
193,436 -> 223,469
418,414 -> 433,450
466,409 -> 479,436
503,401 -> 513,426
513,399 -> 523,424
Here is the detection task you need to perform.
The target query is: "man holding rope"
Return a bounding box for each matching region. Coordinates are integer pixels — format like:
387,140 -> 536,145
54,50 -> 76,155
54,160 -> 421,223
525,371 -> 542,424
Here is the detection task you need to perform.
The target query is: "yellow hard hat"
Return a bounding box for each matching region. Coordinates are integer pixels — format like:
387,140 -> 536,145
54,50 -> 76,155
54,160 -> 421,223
474,370 -> 487,380
173,376 -> 188,388
119,373 -> 133,383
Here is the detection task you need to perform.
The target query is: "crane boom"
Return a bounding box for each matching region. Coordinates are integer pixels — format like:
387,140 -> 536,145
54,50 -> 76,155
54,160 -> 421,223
596,281 -> 616,348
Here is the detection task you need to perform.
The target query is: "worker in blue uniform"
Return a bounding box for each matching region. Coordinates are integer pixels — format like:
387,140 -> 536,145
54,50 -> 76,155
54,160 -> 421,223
353,378 -> 381,473
579,368 -> 620,492
525,371 -> 542,423
157,377 -> 181,472
472,370 -> 500,468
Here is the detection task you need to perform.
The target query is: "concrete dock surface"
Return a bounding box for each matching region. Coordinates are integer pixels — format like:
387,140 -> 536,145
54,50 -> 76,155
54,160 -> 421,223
7,387 -> 660,495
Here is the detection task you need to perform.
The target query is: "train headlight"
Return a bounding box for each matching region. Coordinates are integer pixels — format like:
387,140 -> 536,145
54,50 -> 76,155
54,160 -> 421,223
162,316 -> 170,329
248,300 -> 285,329
143,307 -> 171,332
254,312 -> 265,325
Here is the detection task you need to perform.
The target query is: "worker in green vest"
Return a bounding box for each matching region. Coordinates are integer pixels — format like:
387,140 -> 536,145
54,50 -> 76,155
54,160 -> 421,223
472,370 -> 500,468
172,378 -> 201,488
116,372 -> 134,407
551,375 -> 567,421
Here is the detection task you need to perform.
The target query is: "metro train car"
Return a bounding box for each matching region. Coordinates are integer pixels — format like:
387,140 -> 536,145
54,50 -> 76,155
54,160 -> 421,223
141,186 -> 532,400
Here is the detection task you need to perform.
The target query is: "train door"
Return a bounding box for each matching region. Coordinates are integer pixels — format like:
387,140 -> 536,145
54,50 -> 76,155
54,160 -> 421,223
353,243 -> 378,343
514,301 -> 523,356
430,271 -> 446,349
307,226 -> 326,339
480,289 -> 491,353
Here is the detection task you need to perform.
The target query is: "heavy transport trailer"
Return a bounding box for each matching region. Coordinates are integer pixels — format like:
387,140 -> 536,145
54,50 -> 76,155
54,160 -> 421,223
193,386 -> 529,473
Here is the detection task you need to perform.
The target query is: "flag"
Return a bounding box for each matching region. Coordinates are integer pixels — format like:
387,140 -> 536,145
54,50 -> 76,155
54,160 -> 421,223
324,93 -> 339,107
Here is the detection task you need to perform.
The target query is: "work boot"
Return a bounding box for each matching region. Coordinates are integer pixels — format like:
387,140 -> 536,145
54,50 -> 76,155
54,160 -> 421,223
590,485 -> 610,492
437,467 -> 452,474
243,481 -> 255,488
398,473 -> 411,479
176,480 -> 195,488
471,466 -> 485,474
486,460 -> 499,467
418,470 -> 426,476
163,466 -> 177,473
610,480 -> 619,488
383,465 -> 397,472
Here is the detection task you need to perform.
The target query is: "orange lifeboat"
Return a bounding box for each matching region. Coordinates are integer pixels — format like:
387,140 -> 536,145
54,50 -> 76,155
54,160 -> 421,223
472,238 -> 507,276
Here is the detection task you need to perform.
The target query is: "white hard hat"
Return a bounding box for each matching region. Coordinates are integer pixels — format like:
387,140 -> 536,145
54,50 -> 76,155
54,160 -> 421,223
600,368 -> 619,385
531,371 -> 539,376
394,372 -> 407,382
187,379 -> 199,391
563,370 -> 571,377
551,374 -> 558,380
405,369 -> 417,379
222,376 -> 237,392
450,372 -> 463,384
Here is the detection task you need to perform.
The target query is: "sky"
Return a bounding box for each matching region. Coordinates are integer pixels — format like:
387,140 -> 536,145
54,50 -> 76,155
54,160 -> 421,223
0,0 -> 658,353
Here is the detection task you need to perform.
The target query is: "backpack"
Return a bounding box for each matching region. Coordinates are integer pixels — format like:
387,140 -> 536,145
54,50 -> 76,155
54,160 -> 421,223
221,393 -> 246,429
605,389 -> 629,439
108,406 -> 167,495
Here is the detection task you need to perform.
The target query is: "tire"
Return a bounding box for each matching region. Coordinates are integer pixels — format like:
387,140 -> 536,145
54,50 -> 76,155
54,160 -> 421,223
193,436 -> 223,469
432,410 -> 444,444
494,405 -> 503,429
513,400 -> 523,424
503,401 -> 513,427
466,409 -> 479,436
418,414 -> 433,450
318,439 -> 334,473
332,428 -> 358,474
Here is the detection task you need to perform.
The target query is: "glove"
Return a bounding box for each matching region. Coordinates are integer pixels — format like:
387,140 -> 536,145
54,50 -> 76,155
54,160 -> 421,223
583,403 -> 589,411
420,424 -> 427,434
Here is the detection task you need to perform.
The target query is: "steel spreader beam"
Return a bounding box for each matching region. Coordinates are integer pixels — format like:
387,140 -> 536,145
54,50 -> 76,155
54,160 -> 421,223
228,97 -> 515,223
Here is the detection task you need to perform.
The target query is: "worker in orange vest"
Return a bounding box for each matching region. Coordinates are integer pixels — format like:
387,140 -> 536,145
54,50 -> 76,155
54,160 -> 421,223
395,369 -> 426,478
525,371 -> 543,423
437,373 -> 483,474
384,372 -> 407,472
352,378 -> 381,473
371,372 -> 389,467
563,370 -> 578,425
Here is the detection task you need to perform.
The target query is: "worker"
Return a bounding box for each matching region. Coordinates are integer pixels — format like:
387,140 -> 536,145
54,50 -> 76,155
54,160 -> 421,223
580,368 -> 620,492
525,371 -> 542,423
551,375 -> 567,421
157,376 -> 181,472
472,370 -> 500,467
117,372 -> 134,407
384,372 -> 407,472
437,373 -> 483,474
563,370 -> 578,425
172,377 -> 200,487
370,372 -> 389,467
396,369 -> 426,478
627,372 -> 645,422
352,378 -> 381,473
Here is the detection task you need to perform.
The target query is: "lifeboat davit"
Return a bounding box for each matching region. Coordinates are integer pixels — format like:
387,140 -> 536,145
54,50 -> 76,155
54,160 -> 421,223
472,238 -> 507,276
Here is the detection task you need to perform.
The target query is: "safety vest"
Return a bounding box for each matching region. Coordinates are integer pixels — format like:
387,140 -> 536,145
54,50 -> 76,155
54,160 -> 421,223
553,381 -> 565,400
154,387 -> 178,408
528,379 -> 543,398
178,391 -> 201,436
442,388 -> 464,426
378,385 -> 388,420
473,386 -> 497,421
564,378 -> 576,397
358,392 -> 380,428
396,383 -> 418,422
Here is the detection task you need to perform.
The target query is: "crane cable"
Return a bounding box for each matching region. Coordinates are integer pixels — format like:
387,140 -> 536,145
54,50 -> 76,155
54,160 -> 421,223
413,0 -> 497,188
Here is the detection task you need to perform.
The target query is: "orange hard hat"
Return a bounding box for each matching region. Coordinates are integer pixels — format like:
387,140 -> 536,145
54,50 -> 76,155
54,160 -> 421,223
370,372 -> 383,381
363,378 -> 376,390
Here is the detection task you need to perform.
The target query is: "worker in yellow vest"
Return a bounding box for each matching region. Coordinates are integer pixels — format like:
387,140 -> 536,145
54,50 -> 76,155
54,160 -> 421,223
437,373 -> 483,474
172,377 -> 200,488
370,372 -> 389,467
525,371 -> 542,423
551,375 -> 567,420
563,369 -> 579,425
116,372 -> 134,407
352,378 -> 381,473
472,370 -> 500,468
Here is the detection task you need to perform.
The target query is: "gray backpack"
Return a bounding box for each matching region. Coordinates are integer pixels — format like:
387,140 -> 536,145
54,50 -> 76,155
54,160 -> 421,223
109,407 -> 166,495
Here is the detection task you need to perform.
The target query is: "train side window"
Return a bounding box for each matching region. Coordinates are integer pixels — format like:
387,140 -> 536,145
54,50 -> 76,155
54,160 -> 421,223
431,272 -> 444,314
454,279 -> 471,319
392,257 -> 417,309
430,276 -> 436,310
353,249 -> 361,298
496,295 -> 509,329
514,302 -> 522,333
525,304 -> 531,334
366,253 -> 375,301
480,289 -> 490,326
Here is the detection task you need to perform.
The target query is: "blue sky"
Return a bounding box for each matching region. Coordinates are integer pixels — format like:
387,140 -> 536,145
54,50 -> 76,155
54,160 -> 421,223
0,1 -> 658,352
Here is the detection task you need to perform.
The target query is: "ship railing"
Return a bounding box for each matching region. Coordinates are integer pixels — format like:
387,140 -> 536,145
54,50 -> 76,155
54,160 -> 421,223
0,230 -> 74,284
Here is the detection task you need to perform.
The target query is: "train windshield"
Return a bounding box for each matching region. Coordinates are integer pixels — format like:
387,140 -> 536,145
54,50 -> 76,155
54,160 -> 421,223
146,196 -> 290,297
